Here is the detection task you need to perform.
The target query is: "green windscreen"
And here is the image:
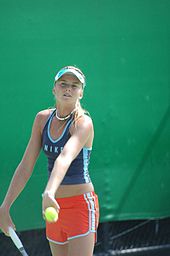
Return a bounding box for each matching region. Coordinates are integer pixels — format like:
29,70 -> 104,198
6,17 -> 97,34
0,0 -> 170,231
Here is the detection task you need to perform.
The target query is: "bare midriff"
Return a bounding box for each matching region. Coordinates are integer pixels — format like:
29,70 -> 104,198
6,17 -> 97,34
55,182 -> 94,198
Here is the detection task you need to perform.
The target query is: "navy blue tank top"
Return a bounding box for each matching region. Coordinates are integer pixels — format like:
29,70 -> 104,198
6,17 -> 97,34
42,109 -> 92,185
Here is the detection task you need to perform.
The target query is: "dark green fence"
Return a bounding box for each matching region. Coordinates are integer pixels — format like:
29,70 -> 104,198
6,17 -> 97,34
0,0 -> 170,231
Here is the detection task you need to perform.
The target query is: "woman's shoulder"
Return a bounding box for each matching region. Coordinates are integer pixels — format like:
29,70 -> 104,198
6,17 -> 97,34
72,114 -> 94,147
34,108 -> 55,132
73,113 -> 94,133
36,108 -> 55,119
79,113 -> 93,125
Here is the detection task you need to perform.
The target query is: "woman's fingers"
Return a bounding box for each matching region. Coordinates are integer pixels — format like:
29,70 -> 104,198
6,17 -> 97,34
0,206 -> 16,236
42,192 -> 60,219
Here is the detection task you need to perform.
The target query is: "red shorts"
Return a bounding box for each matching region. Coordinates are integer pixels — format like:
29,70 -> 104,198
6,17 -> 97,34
46,192 -> 99,245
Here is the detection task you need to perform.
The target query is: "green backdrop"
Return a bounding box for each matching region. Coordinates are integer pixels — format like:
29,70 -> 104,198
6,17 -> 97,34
0,0 -> 170,231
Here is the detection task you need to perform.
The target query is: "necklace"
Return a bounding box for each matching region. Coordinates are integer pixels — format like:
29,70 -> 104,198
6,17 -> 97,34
55,108 -> 76,121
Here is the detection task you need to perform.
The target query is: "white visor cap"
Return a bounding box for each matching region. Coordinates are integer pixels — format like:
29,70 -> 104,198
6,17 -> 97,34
54,67 -> 86,87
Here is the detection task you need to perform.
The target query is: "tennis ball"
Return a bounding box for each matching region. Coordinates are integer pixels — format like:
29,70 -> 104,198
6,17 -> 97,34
44,207 -> 58,223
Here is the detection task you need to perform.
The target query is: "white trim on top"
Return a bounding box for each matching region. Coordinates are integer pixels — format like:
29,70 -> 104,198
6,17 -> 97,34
48,115 -> 72,143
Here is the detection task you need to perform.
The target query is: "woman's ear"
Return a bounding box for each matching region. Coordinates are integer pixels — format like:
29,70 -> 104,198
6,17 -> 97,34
79,90 -> 83,99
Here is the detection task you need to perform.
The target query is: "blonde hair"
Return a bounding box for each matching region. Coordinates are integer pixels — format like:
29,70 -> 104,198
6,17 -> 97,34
68,66 -> 89,124
73,100 -> 90,126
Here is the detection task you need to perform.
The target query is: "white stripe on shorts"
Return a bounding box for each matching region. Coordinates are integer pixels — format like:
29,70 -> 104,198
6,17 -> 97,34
84,192 -> 96,232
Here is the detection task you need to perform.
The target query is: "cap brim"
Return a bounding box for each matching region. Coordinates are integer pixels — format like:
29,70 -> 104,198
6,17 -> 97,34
55,68 -> 85,87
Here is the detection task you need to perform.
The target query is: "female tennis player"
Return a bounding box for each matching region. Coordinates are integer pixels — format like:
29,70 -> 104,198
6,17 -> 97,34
0,66 -> 99,256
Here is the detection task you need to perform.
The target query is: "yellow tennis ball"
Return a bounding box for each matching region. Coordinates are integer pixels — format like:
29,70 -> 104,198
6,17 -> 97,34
44,207 -> 58,223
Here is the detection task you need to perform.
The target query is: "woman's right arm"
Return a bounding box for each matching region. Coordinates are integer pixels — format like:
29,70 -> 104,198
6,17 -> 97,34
0,112 -> 42,235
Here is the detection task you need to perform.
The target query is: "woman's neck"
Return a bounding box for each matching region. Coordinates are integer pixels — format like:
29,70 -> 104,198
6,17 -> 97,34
55,104 -> 76,120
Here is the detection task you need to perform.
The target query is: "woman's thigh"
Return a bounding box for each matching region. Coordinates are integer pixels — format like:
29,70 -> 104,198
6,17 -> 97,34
49,242 -> 68,256
68,233 -> 95,256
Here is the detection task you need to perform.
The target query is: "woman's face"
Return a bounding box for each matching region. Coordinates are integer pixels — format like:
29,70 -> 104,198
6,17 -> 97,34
53,74 -> 83,104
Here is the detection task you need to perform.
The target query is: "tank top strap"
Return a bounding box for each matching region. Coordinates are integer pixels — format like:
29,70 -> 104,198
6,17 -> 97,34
63,115 -> 74,135
49,108 -> 56,119
43,109 -> 56,131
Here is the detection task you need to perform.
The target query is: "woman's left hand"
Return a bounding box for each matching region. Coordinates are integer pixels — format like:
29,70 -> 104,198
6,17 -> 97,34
42,192 -> 60,220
